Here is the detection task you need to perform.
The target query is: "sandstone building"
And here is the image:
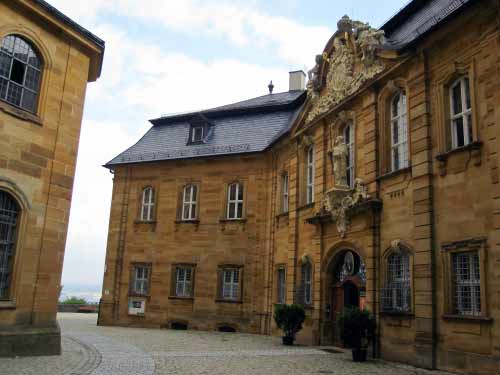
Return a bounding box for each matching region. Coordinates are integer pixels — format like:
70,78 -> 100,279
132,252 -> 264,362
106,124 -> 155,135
100,0 -> 499,373
0,0 -> 104,356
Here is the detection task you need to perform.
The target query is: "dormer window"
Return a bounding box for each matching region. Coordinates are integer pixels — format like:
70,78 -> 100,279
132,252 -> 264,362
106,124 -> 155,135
191,126 -> 204,143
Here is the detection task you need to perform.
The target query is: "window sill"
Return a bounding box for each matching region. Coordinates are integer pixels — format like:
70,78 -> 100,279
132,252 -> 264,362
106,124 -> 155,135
128,293 -> 150,298
0,100 -> 43,126
442,314 -> 493,323
168,296 -> 194,301
436,141 -> 482,162
380,311 -> 414,318
215,299 -> 243,304
134,220 -> 157,224
175,219 -> 200,224
0,300 -> 16,310
297,203 -> 314,212
276,212 -> 289,218
377,166 -> 411,182
219,218 -> 247,223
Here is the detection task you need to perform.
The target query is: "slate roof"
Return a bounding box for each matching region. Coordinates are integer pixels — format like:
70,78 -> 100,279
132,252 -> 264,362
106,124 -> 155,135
382,0 -> 474,49
105,91 -> 306,167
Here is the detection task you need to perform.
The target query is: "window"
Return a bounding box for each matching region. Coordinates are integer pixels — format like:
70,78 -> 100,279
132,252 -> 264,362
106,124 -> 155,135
0,35 -> 42,113
191,126 -> 204,143
282,173 -> 289,213
300,262 -> 312,305
131,265 -> 150,295
140,187 -> 155,221
390,93 -> 409,171
450,77 -> 472,149
182,184 -> 198,220
227,183 -> 243,219
0,191 -> 19,299
343,123 -> 355,188
452,252 -> 481,316
306,146 -> 314,204
276,267 -> 286,304
220,268 -> 241,301
174,266 -> 194,298
382,251 -> 411,312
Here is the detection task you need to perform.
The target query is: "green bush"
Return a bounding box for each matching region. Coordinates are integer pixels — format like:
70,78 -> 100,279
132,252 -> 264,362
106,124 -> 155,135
274,304 -> 306,339
61,296 -> 88,305
336,306 -> 376,349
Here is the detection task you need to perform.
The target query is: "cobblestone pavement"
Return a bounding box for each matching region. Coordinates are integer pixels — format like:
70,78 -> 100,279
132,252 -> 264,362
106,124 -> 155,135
0,313 -> 456,375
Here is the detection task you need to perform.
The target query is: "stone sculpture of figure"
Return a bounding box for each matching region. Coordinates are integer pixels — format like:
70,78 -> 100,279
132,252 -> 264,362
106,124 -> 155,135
332,136 -> 348,188
353,22 -> 385,66
307,54 -> 324,93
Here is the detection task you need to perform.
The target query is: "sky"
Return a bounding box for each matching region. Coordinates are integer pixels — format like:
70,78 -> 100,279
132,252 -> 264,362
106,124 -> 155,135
54,0 -> 409,292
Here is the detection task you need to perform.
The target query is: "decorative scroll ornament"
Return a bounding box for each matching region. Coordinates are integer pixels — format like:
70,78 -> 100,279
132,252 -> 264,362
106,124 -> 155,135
306,16 -> 385,122
322,178 -> 369,238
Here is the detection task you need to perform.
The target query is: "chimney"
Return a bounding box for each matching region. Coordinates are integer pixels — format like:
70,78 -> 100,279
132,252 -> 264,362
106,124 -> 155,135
289,70 -> 306,91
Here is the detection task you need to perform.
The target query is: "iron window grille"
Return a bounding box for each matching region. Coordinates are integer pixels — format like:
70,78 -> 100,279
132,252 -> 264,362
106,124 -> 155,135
132,265 -> 150,295
343,122 -> 355,188
450,77 -> 473,149
222,268 -> 240,300
0,191 -> 19,299
0,35 -> 42,113
227,183 -> 243,219
175,266 -> 193,297
182,184 -> 198,220
276,268 -> 286,304
306,146 -> 315,204
390,92 -> 409,171
381,252 -> 411,312
452,251 -> 481,316
282,173 -> 289,213
140,187 -> 155,221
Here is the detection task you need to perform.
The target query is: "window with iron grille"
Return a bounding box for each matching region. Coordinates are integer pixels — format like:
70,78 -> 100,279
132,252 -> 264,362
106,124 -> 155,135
227,183 -> 243,219
276,267 -> 286,304
300,262 -> 312,305
452,251 -> 481,316
0,191 -> 19,300
343,122 -> 355,188
0,35 -> 42,113
382,251 -> 411,312
221,268 -> 240,301
391,92 -> 409,171
175,266 -> 193,297
140,187 -> 155,221
131,265 -> 150,295
182,184 -> 198,220
282,173 -> 289,213
450,77 -> 473,149
306,146 -> 314,204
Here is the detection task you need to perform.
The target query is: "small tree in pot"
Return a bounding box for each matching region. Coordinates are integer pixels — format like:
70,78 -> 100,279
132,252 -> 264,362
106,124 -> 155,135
274,304 -> 306,345
336,306 -> 376,362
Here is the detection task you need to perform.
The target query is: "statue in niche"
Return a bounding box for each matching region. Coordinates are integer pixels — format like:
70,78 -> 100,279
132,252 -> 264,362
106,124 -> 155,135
332,136 -> 348,188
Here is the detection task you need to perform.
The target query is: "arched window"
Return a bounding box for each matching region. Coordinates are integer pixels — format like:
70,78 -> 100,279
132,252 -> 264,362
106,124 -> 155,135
343,122 -> 354,187
140,187 -> 155,221
306,146 -> 314,204
0,191 -> 20,299
300,261 -> 312,305
390,92 -> 409,171
182,184 -> 198,221
382,250 -> 411,312
449,76 -> 472,149
227,182 -> 243,219
0,35 -> 42,113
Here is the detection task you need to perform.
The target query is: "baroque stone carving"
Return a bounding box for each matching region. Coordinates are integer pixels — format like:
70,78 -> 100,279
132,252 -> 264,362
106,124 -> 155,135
332,136 -> 348,188
307,54 -> 325,94
323,178 -> 369,237
307,16 -> 385,122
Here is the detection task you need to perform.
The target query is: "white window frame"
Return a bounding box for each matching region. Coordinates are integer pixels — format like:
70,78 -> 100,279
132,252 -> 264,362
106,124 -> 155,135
227,183 -> 243,220
452,251 -> 481,316
450,77 -> 473,149
383,252 -> 411,312
390,92 -> 409,171
132,265 -> 150,295
306,146 -> 315,204
140,187 -> 154,222
191,126 -> 204,143
282,173 -> 289,213
182,184 -> 198,221
301,262 -> 312,305
175,266 -> 193,297
277,267 -> 286,304
222,268 -> 240,300
343,123 -> 355,188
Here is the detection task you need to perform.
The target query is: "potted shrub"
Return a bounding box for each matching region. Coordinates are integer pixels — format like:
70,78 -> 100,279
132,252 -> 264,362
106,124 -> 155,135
274,304 -> 306,345
336,306 -> 376,362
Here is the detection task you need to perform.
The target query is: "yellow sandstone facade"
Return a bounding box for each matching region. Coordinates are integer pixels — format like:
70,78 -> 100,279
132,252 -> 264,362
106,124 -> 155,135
101,1 -> 500,374
0,0 -> 104,356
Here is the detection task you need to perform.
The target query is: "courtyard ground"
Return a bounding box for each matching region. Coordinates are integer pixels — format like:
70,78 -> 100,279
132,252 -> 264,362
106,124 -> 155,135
0,313 -> 455,375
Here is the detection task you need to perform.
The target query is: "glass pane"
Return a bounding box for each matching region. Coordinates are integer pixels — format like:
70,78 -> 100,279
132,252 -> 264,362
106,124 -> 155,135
392,94 -> 399,117
28,49 -> 41,69
0,53 -> 11,78
224,270 -> 231,283
13,37 -> 29,62
392,120 -> 399,144
237,202 -> 243,218
228,202 -> 235,218
183,204 -> 190,219
191,186 -> 197,201
467,114 -> 473,144
21,90 -> 36,112
237,184 -> 243,201
452,82 -> 462,115
401,94 -> 407,114
464,78 -> 471,110
9,59 -> 25,85
0,78 -> 8,100
24,66 -> 40,91
454,118 -> 464,147
6,82 -> 22,106
229,184 -> 236,201
1,36 -> 15,55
